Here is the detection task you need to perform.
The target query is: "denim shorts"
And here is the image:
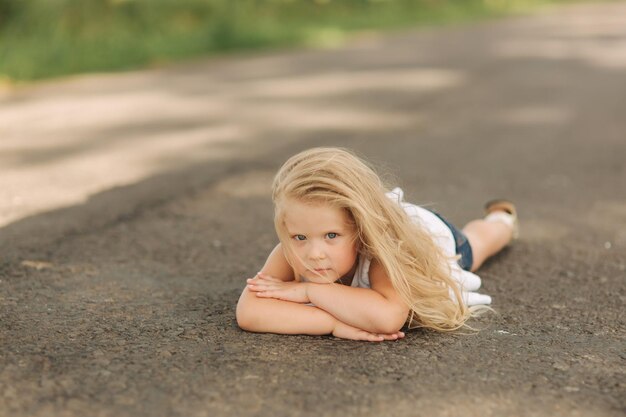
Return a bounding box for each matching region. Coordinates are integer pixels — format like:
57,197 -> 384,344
427,210 -> 474,271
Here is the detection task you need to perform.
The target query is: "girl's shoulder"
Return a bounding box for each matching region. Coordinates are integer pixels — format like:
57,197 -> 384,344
259,243 -> 296,282
369,258 -> 410,312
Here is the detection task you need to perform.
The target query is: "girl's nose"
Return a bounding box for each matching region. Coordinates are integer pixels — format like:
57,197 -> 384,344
308,242 -> 326,260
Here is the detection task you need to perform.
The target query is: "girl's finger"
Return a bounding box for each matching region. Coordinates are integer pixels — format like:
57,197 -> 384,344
247,277 -> 266,284
256,290 -> 281,298
248,282 -> 272,290
246,275 -> 263,281
260,272 -> 286,281
357,330 -> 383,342
379,332 -> 405,341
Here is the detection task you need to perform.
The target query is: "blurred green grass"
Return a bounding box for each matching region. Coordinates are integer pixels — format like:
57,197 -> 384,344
0,0 -> 576,82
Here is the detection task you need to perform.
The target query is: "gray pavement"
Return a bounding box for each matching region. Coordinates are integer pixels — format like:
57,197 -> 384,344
1,2 -> 625,416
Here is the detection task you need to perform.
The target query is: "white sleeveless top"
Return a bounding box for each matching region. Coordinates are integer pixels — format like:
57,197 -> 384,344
349,188 -> 492,306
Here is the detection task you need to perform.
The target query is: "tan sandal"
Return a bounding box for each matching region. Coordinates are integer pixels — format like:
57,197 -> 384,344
484,199 -> 519,240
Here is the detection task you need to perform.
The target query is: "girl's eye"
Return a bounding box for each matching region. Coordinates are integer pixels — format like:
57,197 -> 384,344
327,233 -> 338,239
294,235 -> 306,241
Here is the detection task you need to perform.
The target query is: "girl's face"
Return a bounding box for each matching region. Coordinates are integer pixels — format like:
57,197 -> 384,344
281,198 -> 359,284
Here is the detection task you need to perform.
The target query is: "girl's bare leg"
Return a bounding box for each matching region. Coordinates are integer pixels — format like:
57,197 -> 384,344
462,218 -> 514,272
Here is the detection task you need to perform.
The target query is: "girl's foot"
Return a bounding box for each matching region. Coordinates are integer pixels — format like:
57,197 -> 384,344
484,199 -> 519,240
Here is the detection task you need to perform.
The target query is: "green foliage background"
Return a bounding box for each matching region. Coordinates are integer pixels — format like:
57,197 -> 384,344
0,0 -> 575,82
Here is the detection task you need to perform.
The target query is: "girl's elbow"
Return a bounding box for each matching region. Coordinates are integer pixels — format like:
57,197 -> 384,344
236,296 -> 258,331
376,321 -> 404,335
236,308 -> 261,332
236,305 -> 251,330
236,309 -> 250,330
377,309 -> 408,334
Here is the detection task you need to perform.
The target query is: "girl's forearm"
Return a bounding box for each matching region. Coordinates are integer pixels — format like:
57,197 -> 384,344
237,288 -> 337,335
305,283 -> 405,334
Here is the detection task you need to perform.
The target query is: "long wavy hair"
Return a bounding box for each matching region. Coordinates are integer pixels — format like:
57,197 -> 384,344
272,147 -> 474,332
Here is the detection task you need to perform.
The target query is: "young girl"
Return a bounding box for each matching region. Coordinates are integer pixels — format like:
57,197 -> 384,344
236,147 -> 518,342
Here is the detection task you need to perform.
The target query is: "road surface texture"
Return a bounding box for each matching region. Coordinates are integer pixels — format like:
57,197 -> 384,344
1,2 -> 625,416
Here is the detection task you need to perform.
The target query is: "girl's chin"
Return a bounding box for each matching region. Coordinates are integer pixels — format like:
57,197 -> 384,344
302,271 -> 338,283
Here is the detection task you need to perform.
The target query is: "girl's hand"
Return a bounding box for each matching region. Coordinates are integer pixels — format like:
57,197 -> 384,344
246,272 -> 310,304
332,320 -> 405,342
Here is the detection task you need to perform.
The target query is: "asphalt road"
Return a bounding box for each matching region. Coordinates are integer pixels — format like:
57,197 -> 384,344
1,2 -> 625,416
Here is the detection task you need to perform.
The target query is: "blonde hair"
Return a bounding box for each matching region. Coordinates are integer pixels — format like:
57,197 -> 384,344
272,147 -> 478,332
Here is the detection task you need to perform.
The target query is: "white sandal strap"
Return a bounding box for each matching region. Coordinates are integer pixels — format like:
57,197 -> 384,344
484,211 -> 516,228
